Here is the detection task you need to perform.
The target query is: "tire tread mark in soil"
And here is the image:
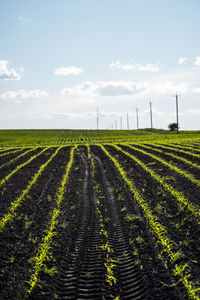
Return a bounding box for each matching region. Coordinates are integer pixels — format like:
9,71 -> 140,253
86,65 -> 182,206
92,152 -> 147,299
54,150 -> 104,300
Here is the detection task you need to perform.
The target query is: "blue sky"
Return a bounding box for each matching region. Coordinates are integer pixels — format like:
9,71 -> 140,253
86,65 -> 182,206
0,0 -> 200,129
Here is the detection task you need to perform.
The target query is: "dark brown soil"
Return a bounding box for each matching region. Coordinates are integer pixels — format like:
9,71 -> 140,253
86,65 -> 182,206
0,144 -> 199,299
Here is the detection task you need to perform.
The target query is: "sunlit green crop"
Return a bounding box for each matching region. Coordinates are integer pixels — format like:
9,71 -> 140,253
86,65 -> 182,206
26,145 -> 77,296
0,147 -> 62,232
0,147 -> 48,187
116,144 -> 200,222
100,144 -> 200,300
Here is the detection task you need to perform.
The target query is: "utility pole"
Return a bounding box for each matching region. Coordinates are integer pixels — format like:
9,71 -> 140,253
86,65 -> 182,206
173,94 -> 179,134
127,113 -> 129,130
115,120 -> 117,129
120,116 -> 122,130
149,101 -> 153,131
97,107 -> 99,130
136,107 -> 139,130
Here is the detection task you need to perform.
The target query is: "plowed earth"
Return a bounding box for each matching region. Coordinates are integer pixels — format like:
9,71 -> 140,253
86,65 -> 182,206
0,144 -> 200,299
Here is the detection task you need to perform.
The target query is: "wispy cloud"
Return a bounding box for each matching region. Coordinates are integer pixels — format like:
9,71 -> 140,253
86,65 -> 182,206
177,56 -> 200,66
54,66 -> 83,76
0,60 -> 22,80
18,15 -> 29,22
195,56 -> 200,65
109,60 -> 160,72
178,57 -> 188,65
1,89 -> 49,99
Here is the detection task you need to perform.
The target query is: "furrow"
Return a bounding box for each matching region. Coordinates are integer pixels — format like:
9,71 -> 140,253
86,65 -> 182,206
92,151 -> 147,300
126,144 -> 200,188
0,148 -> 36,170
134,143 -> 200,171
25,145 -> 77,296
54,150 -> 103,300
100,144 -> 200,300
0,147 -> 62,232
117,144 -> 200,223
0,147 -> 48,187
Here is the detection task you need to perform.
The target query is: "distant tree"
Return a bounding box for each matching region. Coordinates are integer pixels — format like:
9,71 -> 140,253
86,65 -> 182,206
168,123 -> 179,131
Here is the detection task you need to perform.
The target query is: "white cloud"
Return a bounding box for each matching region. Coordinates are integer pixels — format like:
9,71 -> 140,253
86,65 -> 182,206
178,56 -> 200,66
137,64 -> 160,72
54,66 -> 83,76
109,60 -> 160,72
178,57 -> 188,65
195,56 -> 200,66
0,60 -> 22,80
60,80 -> 144,97
1,89 -> 49,99
60,81 -> 94,96
97,82 -> 144,96
60,79 -> 191,99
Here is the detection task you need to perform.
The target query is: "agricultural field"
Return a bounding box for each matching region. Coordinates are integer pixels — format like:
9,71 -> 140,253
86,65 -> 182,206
0,130 -> 200,299
1,129 -> 200,146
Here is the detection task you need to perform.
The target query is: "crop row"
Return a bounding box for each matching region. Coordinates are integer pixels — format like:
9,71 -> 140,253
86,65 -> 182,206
136,143 -> 200,171
26,145 -> 77,295
0,147 -> 63,232
99,145 -> 200,299
118,144 -> 200,220
0,142 -> 200,299
109,144 -> 200,248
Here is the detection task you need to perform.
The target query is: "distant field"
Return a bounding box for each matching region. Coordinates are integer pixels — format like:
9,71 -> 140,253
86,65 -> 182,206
1,129 -> 200,299
0,129 -> 200,146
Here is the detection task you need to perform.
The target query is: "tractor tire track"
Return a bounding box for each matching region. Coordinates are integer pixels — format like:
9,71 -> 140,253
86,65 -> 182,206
92,153 -> 147,299
53,150 -> 104,300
